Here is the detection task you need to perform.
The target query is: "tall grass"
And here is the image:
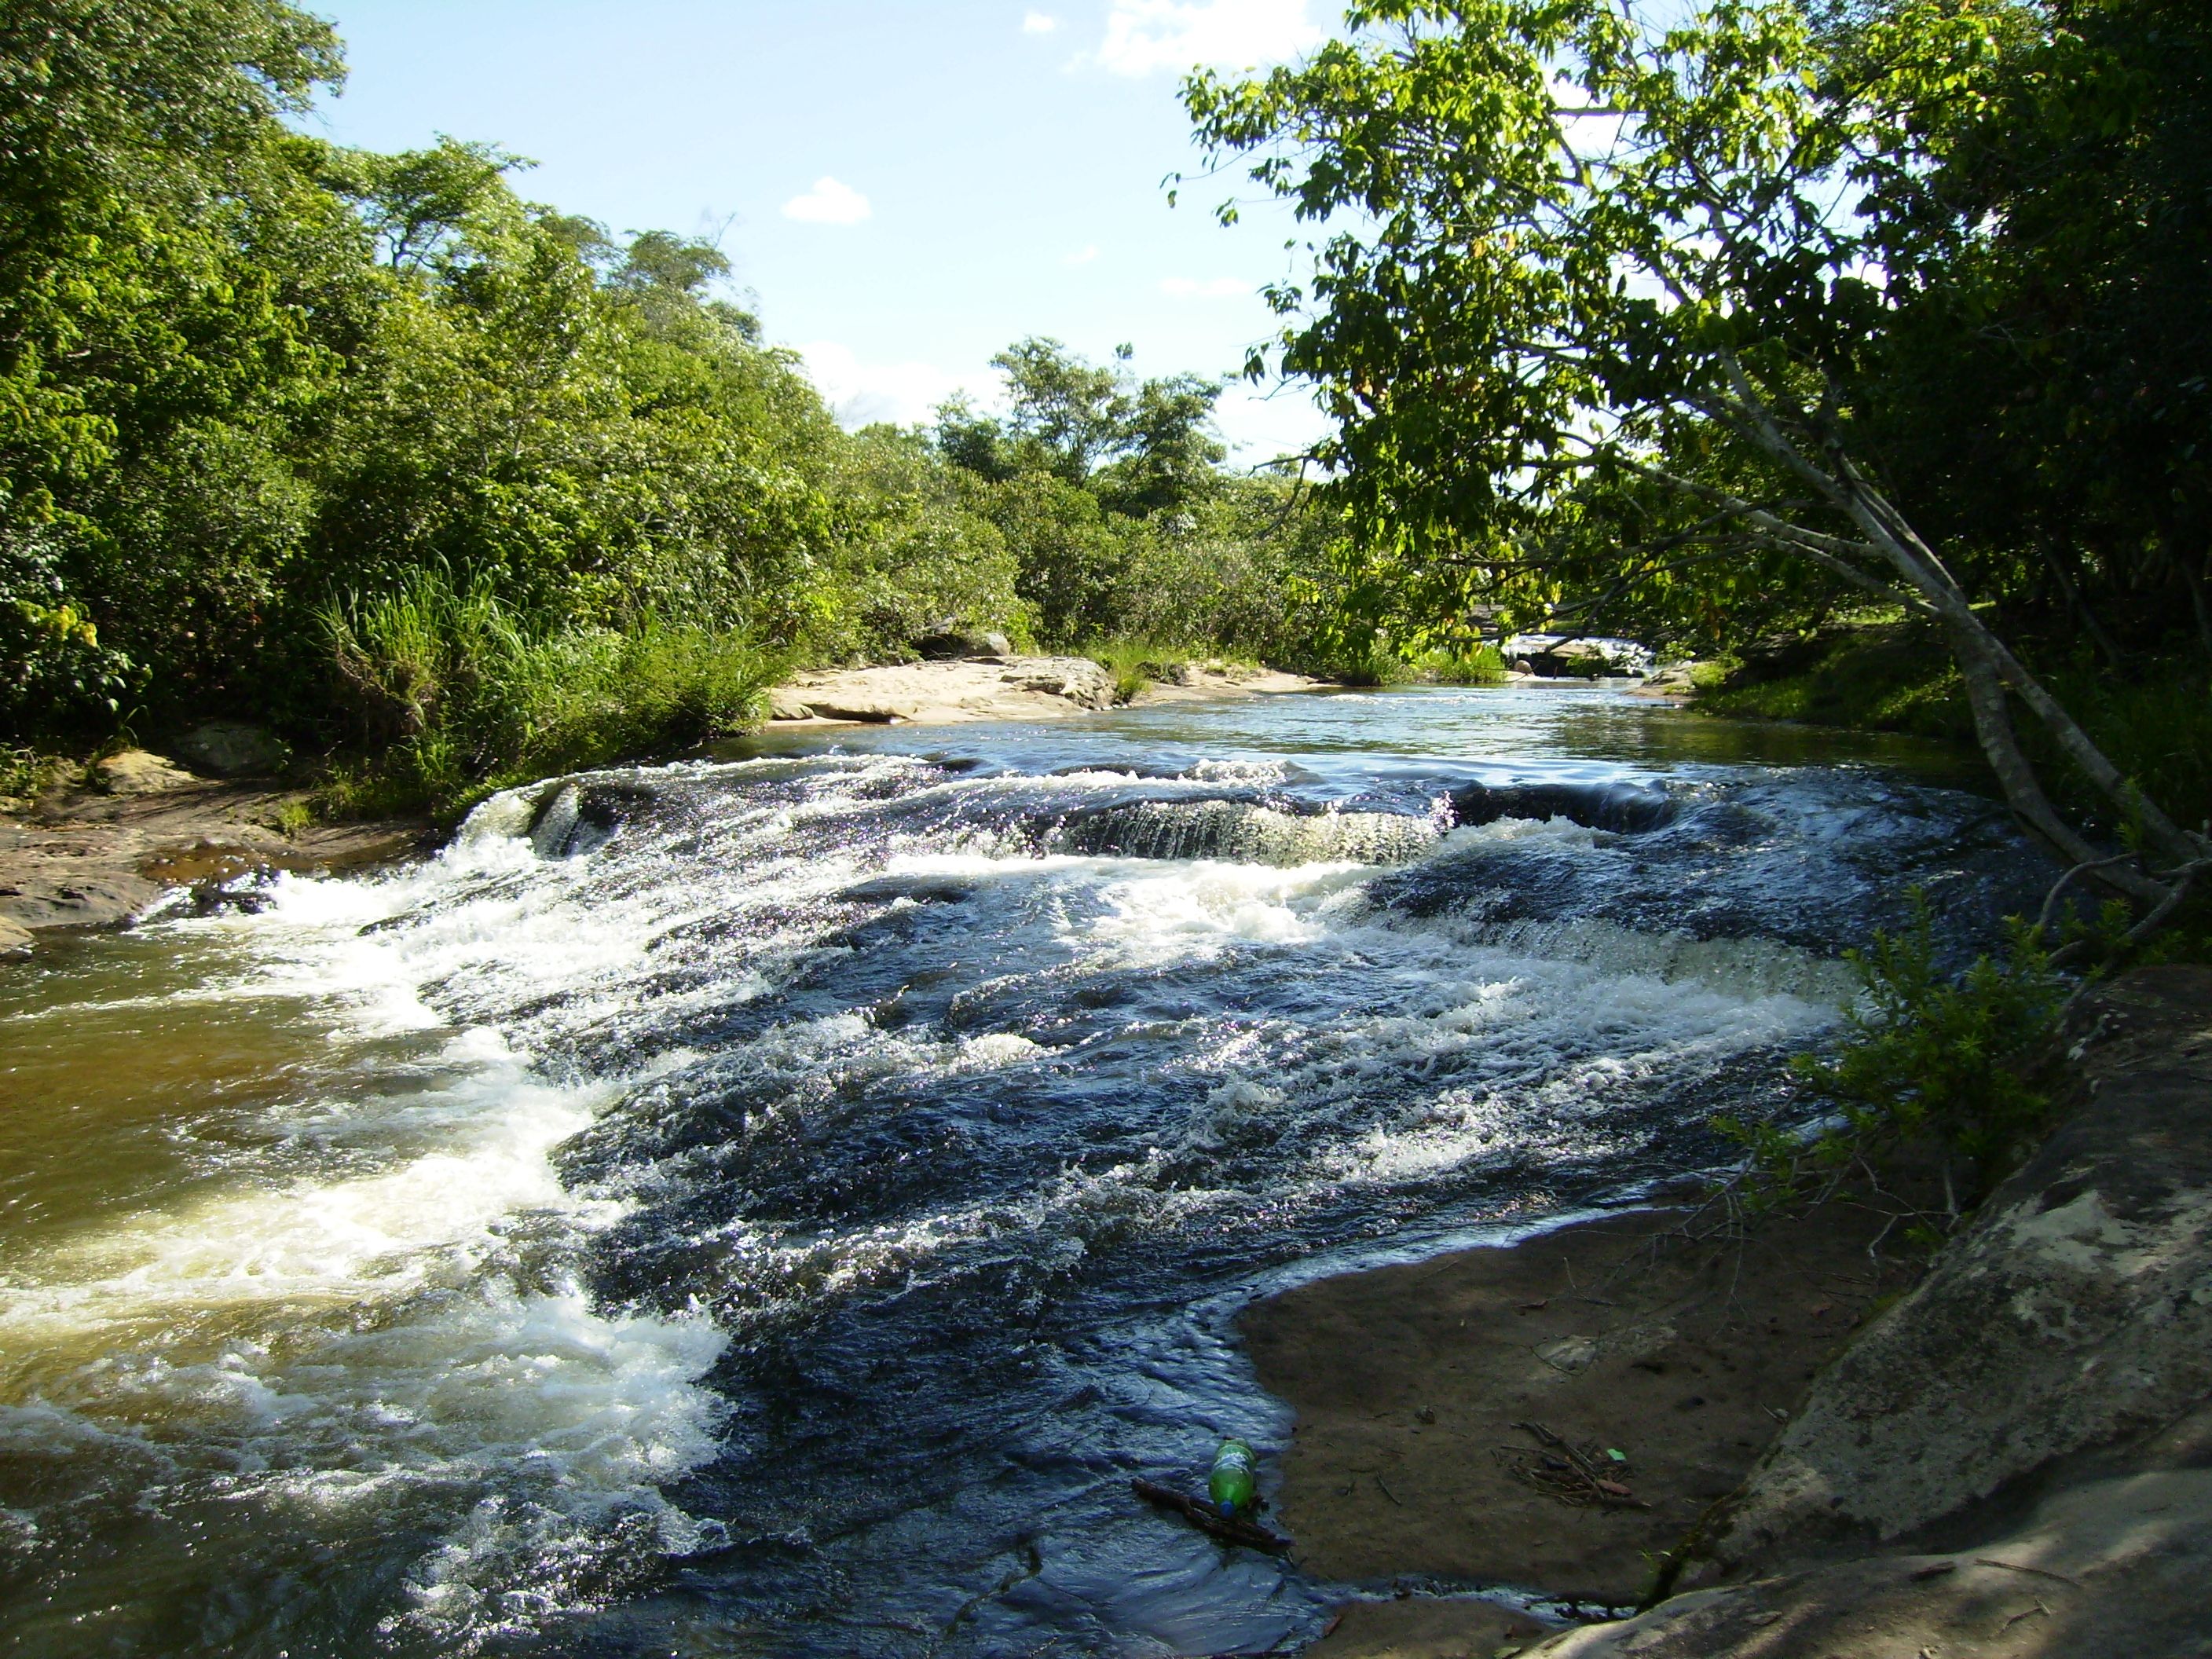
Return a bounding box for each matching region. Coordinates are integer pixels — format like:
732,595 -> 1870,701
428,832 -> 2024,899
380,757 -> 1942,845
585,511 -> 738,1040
1405,643 -> 1509,685
1085,636 -> 1198,703
320,569 -> 777,819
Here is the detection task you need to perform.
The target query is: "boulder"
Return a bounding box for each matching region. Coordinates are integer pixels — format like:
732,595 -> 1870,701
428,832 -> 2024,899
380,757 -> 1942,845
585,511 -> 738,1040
914,628 -> 1013,661
0,871 -> 163,930
1001,657 -> 1115,710
0,917 -> 31,961
173,720 -> 290,778
93,750 -> 197,796
767,689 -> 815,721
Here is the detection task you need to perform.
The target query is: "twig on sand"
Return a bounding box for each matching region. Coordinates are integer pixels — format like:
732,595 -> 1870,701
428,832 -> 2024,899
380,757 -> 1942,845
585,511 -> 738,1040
1974,1557 -> 2082,1588
1503,1421 -> 1649,1509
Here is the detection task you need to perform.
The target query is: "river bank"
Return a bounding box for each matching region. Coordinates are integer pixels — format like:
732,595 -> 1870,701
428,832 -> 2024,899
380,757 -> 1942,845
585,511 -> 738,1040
0,751 -> 425,960
0,655 -> 1327,961
1260,965 -> 2212,1657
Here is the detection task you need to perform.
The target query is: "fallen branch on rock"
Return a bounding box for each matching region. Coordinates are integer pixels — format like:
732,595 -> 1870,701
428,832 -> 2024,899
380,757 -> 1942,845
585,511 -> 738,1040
1130,1478 -> 1292,1553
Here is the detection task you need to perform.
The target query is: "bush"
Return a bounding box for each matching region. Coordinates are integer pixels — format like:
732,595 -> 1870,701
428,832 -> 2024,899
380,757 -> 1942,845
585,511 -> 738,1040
1716,891 -> 2067,1225
1405,643 -> 1508,684
1084,636 -> 1195,703
0,744 -> 68,806
320,568 -> 775,819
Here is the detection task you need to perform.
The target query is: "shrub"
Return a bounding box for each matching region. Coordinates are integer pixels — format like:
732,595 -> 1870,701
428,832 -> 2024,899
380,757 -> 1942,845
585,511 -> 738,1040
320,568 -> 776,819
1085,636 -> 1193,703
1715,890 -> 2067,1226
1406,643 -> 1508,685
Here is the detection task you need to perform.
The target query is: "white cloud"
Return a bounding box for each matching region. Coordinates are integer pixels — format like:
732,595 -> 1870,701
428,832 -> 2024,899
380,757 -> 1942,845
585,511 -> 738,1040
1159,276 -> 1250,297
1064,244 -> 1101,266
1096,0 -> 1320,76
1022,10 -> 1060,31
799,342 -> 993,429
782,177 -> 872,225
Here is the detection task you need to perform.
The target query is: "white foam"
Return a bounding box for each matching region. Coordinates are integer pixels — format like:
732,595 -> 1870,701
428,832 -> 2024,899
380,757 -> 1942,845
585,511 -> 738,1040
0,835 -> 737,1645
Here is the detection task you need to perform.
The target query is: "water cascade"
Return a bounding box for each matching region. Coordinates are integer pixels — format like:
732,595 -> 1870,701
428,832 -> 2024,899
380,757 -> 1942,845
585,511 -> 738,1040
0,689 -> 2047,1657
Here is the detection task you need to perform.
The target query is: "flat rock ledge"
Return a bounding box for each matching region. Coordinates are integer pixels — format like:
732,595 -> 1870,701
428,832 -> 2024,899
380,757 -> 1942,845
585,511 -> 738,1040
1523,964 -> 2212,1658
1,751 -> 425,960
770,654 -> 1315,726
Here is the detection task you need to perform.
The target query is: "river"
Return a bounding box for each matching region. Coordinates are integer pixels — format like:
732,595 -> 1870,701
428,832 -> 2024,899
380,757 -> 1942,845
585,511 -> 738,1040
0,686 -> 2048,1657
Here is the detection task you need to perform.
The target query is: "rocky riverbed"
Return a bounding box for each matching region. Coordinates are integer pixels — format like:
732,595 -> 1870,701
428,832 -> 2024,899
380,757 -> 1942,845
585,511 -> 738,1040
0,657 -> 1322,961
0,749 -> 423,961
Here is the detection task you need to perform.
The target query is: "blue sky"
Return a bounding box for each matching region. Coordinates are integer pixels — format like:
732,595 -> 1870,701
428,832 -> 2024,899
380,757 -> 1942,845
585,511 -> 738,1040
302,1 -> 1337,462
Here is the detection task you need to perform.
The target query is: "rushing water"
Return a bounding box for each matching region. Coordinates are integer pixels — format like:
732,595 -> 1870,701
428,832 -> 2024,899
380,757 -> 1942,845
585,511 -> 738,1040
0,687 -> 2048,1657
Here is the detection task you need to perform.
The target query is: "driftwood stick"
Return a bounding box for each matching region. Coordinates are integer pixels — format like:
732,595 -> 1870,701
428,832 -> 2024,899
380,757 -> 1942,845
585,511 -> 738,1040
1511,1420 -> 1649,1509
1131,1478 -> 1291,1554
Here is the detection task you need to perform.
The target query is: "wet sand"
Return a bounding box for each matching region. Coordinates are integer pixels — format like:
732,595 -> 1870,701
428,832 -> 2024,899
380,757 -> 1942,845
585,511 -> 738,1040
1243,1201 -> 1920,1650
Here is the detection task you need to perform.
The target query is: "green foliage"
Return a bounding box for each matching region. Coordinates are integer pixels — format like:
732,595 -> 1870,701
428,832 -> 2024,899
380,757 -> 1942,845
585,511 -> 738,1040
320,566 -> 775,819
1187,0 -> 2212,942
1702,624 -> 2212,840
1405,643 -> 1507,685
1716,892 -> 2066,1217
1701,624 -> 1973,742
0,0 -> 1357,788
1085,637 -> 1195,703
0,744 -> 65,806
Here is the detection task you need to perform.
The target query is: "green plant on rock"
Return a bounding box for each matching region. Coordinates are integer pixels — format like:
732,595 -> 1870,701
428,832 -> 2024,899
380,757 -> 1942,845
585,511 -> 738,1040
1716,891 -> 2067,1229
1086,636 -> 1195,703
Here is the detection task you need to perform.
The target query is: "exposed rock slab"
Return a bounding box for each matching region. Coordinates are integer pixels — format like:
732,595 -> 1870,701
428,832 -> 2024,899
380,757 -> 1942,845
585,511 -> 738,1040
1528,1459 -> 2212,1657
773,654 -> 1318,726
778,655 -> 1118,723
0,755 -> 424,957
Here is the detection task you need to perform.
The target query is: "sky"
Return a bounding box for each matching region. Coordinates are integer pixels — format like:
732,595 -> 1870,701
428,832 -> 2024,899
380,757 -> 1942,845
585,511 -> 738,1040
301,0 -> 1339,463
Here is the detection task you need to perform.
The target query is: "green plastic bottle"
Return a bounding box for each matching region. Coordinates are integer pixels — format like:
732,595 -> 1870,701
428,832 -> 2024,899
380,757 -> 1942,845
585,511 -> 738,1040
1209,1438 -> 1258,1518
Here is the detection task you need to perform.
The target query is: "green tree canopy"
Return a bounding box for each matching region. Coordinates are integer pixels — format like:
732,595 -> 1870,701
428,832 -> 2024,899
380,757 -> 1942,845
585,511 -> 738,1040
1188,0 -> 2210,931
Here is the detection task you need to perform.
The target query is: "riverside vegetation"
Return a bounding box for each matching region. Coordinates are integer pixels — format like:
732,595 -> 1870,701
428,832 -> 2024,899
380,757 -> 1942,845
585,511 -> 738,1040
0,1 -> 1386,821
1181,0 -> 2212,1221
3,4 -> 2206,1165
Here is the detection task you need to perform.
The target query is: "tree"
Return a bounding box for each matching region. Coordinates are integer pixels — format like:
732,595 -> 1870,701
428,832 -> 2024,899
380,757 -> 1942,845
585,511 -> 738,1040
937,336 -> 1225,509
0,0 -> 349,731
1853,0 -> 2212,658
1187,0 -> 2209,938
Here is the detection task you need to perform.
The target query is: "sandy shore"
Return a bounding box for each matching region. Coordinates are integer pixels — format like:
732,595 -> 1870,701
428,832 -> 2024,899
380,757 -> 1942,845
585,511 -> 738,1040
768,654 -> 1320,726
1243,1199 -> 1914,1652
